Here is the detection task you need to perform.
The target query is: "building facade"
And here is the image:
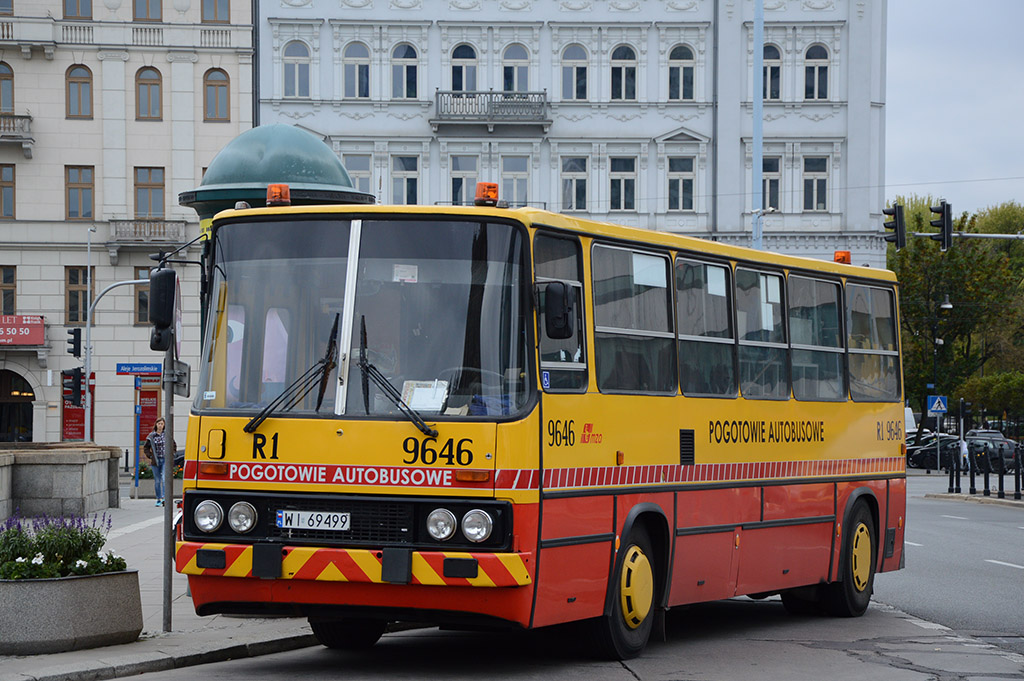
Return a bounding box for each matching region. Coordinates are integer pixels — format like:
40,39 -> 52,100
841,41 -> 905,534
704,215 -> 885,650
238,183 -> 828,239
257,0 -> 886,268
0,0 -> 252,451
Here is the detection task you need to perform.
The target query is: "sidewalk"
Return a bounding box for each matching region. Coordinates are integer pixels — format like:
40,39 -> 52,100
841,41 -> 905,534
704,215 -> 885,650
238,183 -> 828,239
0,479 -> 318,681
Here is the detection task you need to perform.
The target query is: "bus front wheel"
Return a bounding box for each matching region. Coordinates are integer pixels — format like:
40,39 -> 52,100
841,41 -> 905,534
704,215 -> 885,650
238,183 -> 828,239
596,525 -> 655,660
825,502 -> 876,617
309,618 -> 387,650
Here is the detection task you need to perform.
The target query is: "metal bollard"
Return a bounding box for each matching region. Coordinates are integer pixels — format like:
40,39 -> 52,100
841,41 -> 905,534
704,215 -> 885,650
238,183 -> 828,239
1015,448 -> 1022,501
969,444 -> 978,495
983,454 -> 991,497
997,451 -> 1005,499
954,451 -> 962,494
947,454 -> 955,493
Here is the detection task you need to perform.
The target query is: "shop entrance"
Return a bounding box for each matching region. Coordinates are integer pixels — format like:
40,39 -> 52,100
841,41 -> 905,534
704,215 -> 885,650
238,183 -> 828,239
0,369 -> 33,442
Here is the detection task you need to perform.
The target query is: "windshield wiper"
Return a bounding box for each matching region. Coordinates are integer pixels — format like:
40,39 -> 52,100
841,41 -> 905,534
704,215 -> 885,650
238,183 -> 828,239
243,313 -> 340,434
358,315 -> 438,438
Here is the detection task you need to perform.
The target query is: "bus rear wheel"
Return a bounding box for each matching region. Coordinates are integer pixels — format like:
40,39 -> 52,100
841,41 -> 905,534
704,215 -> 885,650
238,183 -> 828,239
596,525 -> 655,660
825,502 -> 876,617
309,618 -> 387,650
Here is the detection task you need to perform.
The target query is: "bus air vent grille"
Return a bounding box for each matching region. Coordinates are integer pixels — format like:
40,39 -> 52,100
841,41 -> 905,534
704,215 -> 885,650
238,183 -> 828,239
679,430 -> 695,466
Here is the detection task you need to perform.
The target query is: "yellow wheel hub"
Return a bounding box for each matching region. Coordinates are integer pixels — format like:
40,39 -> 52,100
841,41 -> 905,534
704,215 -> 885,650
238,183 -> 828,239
619,544 -> 653,629
850,523 -> 872,592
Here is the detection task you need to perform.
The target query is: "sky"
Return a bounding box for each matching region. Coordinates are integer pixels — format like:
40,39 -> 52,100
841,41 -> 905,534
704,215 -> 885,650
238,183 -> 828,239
886,0 -> 1024,216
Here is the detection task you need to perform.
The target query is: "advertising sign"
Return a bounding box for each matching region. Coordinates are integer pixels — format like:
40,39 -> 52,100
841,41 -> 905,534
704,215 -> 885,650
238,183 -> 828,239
0,315 -> 45,346
60,373 -> 95,441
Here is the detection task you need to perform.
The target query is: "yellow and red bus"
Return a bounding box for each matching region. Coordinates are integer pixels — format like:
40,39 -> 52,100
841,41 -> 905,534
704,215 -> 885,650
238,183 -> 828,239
175,184 -> 906,659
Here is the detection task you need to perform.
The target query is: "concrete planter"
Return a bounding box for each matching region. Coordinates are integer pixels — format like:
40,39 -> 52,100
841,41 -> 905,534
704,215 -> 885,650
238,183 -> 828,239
131,477 -> 183,499
0,570 -> 143,654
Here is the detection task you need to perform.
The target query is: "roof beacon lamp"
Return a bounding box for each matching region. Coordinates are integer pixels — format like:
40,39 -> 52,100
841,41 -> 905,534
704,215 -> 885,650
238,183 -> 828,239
474,182 -> 499,207
266,183 -> 291,206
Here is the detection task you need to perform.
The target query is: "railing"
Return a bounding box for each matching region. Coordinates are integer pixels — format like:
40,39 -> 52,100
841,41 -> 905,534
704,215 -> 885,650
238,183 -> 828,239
109,219 -> 186,242
0,17 -> 249,50
0,114 -> 30,136
61,23 -> 93,44
434,90 -> 549,124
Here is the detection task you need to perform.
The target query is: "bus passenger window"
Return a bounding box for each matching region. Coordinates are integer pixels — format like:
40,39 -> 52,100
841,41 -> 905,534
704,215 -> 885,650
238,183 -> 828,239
535,233 -> 587,392
592,245 -> 676,394
261,308 -> 290,402
676,259 -> 736,397
847,284 -> 899,401
736,268 -> 788,399
788,276 -> 843,401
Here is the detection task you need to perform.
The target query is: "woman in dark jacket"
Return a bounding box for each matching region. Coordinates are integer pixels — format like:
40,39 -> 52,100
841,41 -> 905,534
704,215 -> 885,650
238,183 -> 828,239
144,417 -> 168,507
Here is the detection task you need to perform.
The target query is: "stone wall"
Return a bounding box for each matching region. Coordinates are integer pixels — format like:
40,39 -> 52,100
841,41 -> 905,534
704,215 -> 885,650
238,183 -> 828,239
1,445 -> 121,520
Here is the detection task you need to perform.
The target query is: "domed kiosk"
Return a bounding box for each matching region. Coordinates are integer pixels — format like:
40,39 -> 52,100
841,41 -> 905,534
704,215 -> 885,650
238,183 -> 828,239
178,124 -> 375,223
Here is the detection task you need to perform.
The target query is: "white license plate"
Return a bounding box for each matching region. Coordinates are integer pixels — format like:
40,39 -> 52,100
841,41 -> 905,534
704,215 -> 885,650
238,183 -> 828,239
276,509 -> 350,531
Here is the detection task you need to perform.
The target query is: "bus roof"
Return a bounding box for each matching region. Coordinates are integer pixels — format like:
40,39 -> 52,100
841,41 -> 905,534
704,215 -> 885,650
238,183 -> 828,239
215,202 -> 897,283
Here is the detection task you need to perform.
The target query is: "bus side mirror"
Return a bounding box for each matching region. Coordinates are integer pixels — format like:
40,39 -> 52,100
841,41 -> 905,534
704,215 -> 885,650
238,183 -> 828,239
544,281 -> 575,340
149,268 -> 176,351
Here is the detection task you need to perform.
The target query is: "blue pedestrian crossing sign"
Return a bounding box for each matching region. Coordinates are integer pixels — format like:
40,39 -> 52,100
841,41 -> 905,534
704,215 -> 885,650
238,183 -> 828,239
927,395 -> 947,414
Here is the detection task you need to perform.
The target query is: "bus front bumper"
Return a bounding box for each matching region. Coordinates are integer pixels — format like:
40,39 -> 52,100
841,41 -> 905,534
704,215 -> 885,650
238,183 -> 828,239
175,541 -> 533,587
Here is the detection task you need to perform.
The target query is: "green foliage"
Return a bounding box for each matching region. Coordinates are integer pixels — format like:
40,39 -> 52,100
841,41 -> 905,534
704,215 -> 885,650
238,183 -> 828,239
0,513 -> 127,580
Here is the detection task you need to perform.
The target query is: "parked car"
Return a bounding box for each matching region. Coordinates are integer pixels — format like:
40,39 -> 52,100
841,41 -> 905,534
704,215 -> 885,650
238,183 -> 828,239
907,433 -> 963,470
965,431 -> 1018,472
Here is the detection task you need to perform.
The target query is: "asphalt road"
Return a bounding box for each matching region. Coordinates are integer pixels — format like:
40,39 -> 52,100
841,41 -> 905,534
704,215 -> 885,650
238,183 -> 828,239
873,472 -> 1024,656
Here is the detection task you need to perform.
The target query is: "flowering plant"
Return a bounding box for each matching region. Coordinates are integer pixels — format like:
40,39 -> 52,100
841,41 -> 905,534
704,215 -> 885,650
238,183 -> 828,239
137,461 -> 183,480
0,513 -> 127,580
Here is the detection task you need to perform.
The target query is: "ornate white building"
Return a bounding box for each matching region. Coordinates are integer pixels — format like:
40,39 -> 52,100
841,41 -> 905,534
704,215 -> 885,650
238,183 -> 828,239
257,0 -> 886,266
0,0 -> 252,450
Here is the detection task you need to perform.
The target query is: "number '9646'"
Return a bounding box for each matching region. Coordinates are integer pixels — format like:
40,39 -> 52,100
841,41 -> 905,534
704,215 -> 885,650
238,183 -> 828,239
402,437 -> 474,466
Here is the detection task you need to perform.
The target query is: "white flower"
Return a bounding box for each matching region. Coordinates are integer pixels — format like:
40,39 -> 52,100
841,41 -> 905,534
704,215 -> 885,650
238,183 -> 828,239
31,553 -> 44,566
15,557 -> 25,563
76,559 -> 88,568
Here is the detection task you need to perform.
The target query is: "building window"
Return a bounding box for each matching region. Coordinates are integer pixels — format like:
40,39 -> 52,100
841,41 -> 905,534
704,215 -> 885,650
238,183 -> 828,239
0,266 -> 15,315
392,156 -> 418,205
66,166 -> 94,220
501,156 -> 528,207
804,44 -> 829,100
136,67 -> 162,120
342,154 -> 371,195
64,0 -> 92,20
763,157 -> 780,210
763,44 -> 781,100
134,266 -> 150,325
802,157 -> 828,212
610,45 -> 637,101
451,44 -> 477,92
201,0 -> 227,22
391,43 -> 417,99
561,44 -> 588,101
668,45 -> 694,101
204,68 -> 229,121
503,44 -> 528,93
560,156 -> 587,212
134,167 -> 164,218
283,41 -> 311,98
343,42 -> 370,99
609,157 -> 635,211
66,266 -> 94,325
0,165 -> 13,219
0,1 -> 10,16
667,157 -> 694,211
133,0 -> 160,21
66,65 -> 93,119
450,155 -> 477,206
0,63 -> 13,113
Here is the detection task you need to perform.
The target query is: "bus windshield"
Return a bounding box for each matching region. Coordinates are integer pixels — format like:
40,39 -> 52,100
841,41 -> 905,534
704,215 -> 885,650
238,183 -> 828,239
194,217 -> 533,420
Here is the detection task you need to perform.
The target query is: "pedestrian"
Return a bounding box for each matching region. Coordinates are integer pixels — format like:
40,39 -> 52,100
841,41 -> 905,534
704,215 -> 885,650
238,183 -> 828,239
959,437 -> 969,473
143,417 -> 172,507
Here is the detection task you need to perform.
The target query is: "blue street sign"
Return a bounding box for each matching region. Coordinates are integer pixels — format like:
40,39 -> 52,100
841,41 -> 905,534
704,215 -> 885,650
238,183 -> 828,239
927,395 -> 947,414
116,363 -> 162,376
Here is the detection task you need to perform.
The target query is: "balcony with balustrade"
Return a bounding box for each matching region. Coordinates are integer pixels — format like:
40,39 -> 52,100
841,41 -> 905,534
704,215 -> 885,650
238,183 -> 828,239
0,114 -> 32,158
106,218 -> 188,265
429,90 -> 551,133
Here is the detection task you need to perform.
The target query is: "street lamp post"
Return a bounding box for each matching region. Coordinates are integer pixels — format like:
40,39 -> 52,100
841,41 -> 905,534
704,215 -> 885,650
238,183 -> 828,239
84,226 -> 96,442
928,294 -> 954,473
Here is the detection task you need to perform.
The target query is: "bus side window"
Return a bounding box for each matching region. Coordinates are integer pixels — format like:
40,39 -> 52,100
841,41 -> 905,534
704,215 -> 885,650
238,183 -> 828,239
847,284 -> 899,401
535,233 -> 587,392
788,275 -> 844,401
676,258 -> 736,397
735,268 -> 788,399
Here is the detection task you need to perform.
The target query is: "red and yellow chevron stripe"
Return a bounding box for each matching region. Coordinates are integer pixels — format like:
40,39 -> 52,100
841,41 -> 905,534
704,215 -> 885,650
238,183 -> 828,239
176,541 -> 533,587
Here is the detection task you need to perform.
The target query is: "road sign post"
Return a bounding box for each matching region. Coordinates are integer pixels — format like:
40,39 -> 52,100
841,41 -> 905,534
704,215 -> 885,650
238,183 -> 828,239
927,395 -> 948,474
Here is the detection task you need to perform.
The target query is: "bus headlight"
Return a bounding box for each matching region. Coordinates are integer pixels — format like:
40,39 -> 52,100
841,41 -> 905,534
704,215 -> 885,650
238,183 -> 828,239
194,500 -> 224,533
228,502 -> 257,534
426,508 -> 457,541
461,509 -> 493,543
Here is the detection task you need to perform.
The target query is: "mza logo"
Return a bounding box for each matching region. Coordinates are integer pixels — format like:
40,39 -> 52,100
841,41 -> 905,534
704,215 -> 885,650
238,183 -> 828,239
580,423 -> 603,444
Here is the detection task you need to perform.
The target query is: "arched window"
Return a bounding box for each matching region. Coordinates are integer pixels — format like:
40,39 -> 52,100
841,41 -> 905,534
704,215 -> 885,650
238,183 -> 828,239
668,44 -> 694,101
391,43 -> 418,99
561,44 -> 588,101
451,44 -> 477,92
0,63 -> 13,113
502,43 -> 528,92
763,45 -> 781,100
804,44 -> 829,100
204,68 -> 229,121
610,45 -> 636,101
66,64 -> 92,119
283,41 -> 311,98
136,67 -> 162,120
343,42 -> 370,99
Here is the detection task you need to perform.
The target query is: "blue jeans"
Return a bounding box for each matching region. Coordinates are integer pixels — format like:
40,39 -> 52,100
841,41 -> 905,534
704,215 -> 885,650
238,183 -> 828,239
151,458 -> 164,500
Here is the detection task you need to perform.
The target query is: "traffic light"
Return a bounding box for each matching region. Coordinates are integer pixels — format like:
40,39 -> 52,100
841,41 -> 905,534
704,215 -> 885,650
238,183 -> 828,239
882,203 -> 906,250
62,368 -> 83,407
929,200 -> 953,252
66,327 -> 82,357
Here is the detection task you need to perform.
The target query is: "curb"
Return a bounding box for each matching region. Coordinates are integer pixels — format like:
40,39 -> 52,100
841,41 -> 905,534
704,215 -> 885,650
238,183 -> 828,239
923,492 -> 1024,509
